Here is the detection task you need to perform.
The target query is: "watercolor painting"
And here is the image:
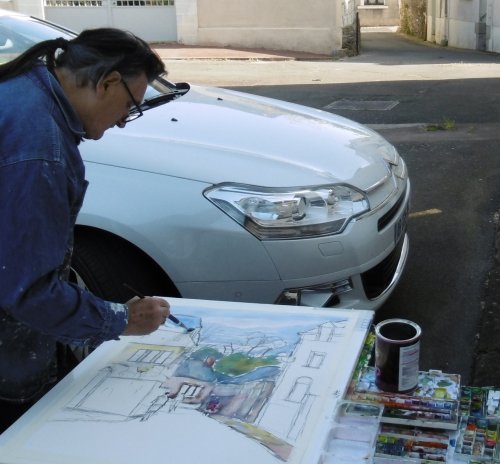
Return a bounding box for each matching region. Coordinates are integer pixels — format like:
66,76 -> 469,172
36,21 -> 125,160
0,299 -> 373,464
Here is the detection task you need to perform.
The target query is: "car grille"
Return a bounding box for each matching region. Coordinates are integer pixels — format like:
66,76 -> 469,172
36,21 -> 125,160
377,185 -> 407,231
361,235 -> 405,299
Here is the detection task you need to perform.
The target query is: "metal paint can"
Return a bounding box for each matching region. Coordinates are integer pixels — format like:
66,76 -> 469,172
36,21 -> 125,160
374,318 -> 421,393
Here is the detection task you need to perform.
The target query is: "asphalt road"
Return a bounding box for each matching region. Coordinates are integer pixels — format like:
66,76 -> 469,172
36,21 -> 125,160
164,30 -> 500,386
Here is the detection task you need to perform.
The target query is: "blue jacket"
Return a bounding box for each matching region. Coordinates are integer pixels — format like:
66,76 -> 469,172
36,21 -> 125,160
0,64 -> 128,402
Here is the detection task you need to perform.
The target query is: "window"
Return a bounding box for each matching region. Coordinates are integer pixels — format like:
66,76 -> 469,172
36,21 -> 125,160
129,348 -> 173,365
364,0 -> 385,5
304,351 -> 326,369
114,0 -> 174,5
286,377 -> 312,403
44,0 -> 103,6
179,383 -> 203,399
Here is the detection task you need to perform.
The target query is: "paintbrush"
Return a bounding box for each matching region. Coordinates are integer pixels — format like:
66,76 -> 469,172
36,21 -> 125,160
122,283 -> 192,332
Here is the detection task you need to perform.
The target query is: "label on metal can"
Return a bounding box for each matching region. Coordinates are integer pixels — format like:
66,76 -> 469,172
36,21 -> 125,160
398,340 -> 420,391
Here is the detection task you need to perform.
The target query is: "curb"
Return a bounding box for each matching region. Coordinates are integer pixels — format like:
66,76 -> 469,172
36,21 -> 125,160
151,43 -> 336,62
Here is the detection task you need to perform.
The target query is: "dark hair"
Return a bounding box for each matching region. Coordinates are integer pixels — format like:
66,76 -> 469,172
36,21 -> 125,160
0,28 -> 166,86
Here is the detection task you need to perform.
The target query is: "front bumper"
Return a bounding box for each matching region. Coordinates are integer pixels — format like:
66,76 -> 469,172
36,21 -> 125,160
269,177 -> 411,310
274,232 -> 409,309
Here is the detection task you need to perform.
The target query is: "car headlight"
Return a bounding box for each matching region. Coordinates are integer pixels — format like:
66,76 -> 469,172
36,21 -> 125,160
204,183 -> 369,240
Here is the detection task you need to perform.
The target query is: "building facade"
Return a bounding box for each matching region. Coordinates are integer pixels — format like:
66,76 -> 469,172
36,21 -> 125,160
6,0 -> 360,56
357,0 -> 401,27
427,0 -> 500,53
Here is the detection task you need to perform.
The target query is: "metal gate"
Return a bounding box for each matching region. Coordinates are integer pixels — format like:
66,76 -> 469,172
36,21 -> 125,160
44,0 -> 177,43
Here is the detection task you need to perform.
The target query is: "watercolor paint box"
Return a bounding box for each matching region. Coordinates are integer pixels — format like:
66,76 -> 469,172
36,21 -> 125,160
453,415 -> 500,462
374,423 -> 451,463
347,367 -> 461,430
319,401 -> 382,463
453,386 -> 500,462
320,401 -> 456,463
460,386 -> 500,419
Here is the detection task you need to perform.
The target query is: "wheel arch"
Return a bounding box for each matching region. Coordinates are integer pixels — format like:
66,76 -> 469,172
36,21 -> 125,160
72,225 -> 181,301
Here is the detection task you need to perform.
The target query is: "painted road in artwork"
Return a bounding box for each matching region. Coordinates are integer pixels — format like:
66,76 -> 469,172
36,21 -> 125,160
0,299 -> 373,464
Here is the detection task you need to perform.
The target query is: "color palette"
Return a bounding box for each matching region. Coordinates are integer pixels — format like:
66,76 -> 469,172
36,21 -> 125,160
347,367 -> 460,430
454,415 -> 500,461
460,386 -> 500,419
375,423 -> 450,462
320,401 -> 381,464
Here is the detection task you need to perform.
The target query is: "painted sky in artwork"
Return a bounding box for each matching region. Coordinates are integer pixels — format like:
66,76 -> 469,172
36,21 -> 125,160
171,306 -> 349,350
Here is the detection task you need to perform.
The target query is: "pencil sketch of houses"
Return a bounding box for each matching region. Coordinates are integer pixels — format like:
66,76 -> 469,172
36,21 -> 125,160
255,321 -> 346,441
58,311 -> 349,461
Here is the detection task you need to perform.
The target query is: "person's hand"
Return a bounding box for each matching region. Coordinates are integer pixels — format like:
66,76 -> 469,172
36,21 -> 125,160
122,296 -> 170,336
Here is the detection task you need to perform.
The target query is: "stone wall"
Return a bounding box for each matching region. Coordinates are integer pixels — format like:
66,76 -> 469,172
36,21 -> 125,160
400,0 -> 427,40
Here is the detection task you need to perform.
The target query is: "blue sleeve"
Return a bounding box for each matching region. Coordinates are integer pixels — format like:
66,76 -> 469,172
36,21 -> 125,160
0,159 -> 127,347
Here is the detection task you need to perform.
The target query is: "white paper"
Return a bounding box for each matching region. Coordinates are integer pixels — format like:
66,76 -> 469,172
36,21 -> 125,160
0,298 -> 373,464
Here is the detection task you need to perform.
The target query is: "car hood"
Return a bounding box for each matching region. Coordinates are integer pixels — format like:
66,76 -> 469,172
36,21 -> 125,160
80,84 -> 394,190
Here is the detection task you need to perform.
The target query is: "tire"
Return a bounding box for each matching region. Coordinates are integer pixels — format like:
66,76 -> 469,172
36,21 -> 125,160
70,229 -> 180,303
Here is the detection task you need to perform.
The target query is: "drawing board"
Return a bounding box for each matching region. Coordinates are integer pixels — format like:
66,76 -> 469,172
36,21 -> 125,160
0,298 -> 373,464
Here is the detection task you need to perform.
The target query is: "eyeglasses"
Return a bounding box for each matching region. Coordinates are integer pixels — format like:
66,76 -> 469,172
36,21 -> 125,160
121,79 -> 143,123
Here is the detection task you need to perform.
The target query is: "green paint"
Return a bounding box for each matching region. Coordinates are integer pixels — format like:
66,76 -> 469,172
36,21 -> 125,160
214,353 -> 279,376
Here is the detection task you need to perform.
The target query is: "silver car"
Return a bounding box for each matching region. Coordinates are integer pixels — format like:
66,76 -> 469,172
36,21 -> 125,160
0,10 -> 410,310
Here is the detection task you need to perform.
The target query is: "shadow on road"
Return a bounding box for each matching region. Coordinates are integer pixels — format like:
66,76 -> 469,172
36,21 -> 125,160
355,30 -> 500,66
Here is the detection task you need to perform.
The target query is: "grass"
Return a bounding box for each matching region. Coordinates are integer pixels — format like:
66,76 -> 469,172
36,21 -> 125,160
425,117 -> 456,131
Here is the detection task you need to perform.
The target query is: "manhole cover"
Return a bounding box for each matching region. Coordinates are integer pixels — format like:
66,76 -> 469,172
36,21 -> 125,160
324,100 -> 399,111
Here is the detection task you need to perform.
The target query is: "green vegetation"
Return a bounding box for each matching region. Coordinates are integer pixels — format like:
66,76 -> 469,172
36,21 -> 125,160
214,353 -> 279,376
425,118 -> 456,131
191,346 -> 223,361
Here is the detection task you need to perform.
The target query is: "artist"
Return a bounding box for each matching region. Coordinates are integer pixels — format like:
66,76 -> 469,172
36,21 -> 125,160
0,29 -> 170,433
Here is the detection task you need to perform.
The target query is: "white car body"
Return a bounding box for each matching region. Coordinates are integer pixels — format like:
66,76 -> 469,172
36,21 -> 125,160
78,85 -> 409,309
1,9 -> 410,309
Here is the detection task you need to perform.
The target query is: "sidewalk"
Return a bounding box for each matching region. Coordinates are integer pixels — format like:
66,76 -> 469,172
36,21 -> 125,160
151,27 -> 403,61
152,43 -> 333,61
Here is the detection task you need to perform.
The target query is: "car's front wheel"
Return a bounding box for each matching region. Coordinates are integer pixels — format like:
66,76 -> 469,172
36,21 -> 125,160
70,228 -> 180,303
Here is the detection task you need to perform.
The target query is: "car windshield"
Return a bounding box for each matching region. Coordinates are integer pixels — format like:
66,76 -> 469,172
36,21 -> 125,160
0,12 -> 188,109
0,14 -> 74,63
